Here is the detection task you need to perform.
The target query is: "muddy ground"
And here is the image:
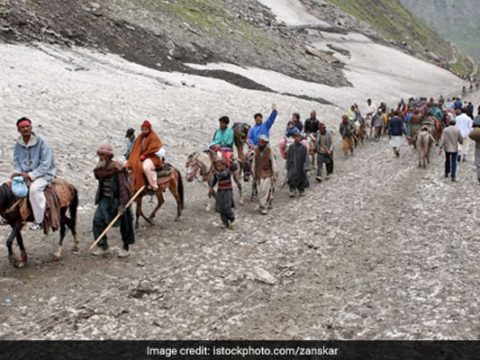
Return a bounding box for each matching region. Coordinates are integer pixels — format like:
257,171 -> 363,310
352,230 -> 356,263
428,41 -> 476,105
1,90 -> 479,339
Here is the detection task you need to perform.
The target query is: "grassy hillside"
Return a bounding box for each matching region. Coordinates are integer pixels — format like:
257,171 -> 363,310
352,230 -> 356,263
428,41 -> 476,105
326,0 -> 453,60
399,0 -> 480,61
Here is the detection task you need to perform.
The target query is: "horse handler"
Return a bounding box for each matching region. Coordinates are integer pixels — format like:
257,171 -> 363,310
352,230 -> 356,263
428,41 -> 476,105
209,158 -> 235,229
252,135 -> 278,215
91,144 -> 135,258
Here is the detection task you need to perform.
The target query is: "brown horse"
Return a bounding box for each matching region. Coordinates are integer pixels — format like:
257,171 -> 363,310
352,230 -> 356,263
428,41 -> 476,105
424,116 -> 443,144
0,178 -> 79,268
131,163 -> 184,229
232,122 -> 251,163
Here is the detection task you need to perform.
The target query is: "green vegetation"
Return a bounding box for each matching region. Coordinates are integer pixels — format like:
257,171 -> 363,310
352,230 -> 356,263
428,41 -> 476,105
452,53 -> 474,78
326,0 -> 453,60
117,0 -> 278,49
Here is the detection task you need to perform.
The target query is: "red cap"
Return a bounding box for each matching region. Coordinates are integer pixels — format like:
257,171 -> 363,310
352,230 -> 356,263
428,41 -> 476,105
141,120 -> 152,129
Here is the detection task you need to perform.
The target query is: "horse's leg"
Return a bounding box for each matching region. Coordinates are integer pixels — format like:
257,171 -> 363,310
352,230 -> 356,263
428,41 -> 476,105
148,189 -> 164,223
167,177 -> 182,220
16,229 -> 27,268
135,197 -> 142,229
233,171 -> 244,205
207,189 -> 215,212
136,194 -> 153,225
54,211 -> 67,261
6,223 -> 21,268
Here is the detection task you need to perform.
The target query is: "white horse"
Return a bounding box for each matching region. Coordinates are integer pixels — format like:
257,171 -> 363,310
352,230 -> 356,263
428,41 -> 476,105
186,151 -> 243,211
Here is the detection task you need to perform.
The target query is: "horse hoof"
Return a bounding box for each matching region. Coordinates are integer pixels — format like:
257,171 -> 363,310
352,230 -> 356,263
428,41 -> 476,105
239,199 -> 245,206
17,261 -> 26,268
72,244 -> 80,252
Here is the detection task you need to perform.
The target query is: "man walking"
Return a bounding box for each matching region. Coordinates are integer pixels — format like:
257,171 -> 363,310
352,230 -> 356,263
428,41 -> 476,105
315,123 -> 334,182
339,115 -> 354,157
304,111 -> 320,135
471,109 -> 480,184
439,119 -> 463,182
13,117 -> 56,230
388,111 -> 404,157
455,108 -> 473,162
372,109 -> 383,141
91,144 -> 134,258
287,129 -> 309,197
252,135 -> 278,215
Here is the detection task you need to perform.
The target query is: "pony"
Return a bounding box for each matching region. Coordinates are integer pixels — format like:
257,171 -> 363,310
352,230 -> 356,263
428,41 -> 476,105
306,133 -> 317,170
232,122 -> 251,163
0,179 -> 79,268
130,163 -> 184,229
352,121 -> 366,147
416,126 -> 435,168
238,147 -> 257,200
186,150 -> 243,211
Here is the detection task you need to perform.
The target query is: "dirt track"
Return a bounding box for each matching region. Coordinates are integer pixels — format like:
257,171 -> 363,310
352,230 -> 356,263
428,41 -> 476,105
1,91 -> 479,339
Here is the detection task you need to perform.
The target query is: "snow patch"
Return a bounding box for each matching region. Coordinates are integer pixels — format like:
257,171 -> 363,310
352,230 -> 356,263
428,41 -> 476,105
257,0 -> 329,27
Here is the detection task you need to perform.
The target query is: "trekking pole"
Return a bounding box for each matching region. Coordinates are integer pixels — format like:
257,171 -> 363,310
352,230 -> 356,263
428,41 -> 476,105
89,185 -> 145,250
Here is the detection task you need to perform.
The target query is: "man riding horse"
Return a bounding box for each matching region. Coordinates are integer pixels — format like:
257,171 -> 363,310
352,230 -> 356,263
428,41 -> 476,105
2,117 -> 78,267
211,116 -> 235,167
12,117 -> 56,231
126,120 -> 164,192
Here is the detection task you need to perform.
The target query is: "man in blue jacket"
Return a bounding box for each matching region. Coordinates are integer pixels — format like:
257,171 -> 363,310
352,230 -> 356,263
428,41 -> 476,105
247,104 -> 278,147
12,117 -> 56,230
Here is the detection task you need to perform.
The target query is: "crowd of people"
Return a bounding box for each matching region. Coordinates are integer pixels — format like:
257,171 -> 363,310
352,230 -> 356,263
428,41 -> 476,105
4,91 -> 480,259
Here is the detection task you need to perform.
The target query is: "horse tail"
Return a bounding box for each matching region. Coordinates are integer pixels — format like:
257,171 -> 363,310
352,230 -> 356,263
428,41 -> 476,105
176,168 -> 184,210
69,185 -> 79,234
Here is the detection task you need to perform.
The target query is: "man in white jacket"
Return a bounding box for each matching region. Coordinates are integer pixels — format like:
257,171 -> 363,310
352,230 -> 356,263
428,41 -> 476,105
455,108 -> 473,162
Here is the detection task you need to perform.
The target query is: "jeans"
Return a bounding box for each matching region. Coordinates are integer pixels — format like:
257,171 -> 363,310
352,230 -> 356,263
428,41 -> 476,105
445,152 -> 457,178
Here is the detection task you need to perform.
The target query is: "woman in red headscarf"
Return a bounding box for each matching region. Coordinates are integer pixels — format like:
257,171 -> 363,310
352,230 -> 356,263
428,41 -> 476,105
126,120 -> 163,191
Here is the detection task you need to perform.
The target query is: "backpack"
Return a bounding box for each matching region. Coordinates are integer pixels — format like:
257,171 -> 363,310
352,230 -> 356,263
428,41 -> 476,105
12,176 -> 29,198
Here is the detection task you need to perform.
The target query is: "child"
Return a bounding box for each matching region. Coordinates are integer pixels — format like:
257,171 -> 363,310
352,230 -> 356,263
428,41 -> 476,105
209,158 -> 235,228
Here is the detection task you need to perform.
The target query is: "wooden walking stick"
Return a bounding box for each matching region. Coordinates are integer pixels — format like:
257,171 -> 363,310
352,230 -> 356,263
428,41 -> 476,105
89,185 -> 145,250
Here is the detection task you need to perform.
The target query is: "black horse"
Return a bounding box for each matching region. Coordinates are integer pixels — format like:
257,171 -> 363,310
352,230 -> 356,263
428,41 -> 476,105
0,181 -> 79,268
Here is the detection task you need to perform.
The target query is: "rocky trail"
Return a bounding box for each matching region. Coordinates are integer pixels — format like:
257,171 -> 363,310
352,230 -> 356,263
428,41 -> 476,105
1,87 -> 479,339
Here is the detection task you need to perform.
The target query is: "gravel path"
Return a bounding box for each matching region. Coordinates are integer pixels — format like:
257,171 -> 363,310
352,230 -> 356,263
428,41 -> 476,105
0,43 -> 478,340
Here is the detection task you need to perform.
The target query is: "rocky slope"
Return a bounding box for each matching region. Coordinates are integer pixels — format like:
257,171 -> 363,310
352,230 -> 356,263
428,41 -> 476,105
0,0 -> 472,85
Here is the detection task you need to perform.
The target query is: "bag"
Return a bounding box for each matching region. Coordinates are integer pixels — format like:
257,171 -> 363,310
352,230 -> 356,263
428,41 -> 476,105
155,147 -> 166,159
12,176 -> 29,198
469,128 -> 480,142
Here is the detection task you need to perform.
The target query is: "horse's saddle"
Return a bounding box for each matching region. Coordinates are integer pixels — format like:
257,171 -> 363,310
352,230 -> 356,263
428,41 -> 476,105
6,177 -> 74,233
157,162 -> 173,178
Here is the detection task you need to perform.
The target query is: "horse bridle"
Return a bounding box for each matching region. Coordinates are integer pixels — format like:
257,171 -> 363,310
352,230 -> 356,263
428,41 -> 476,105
186,156 -> 212,182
